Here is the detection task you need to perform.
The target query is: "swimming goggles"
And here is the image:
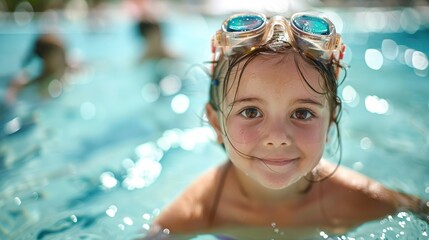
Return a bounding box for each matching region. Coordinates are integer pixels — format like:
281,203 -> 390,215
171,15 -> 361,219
211,12 -> 346,75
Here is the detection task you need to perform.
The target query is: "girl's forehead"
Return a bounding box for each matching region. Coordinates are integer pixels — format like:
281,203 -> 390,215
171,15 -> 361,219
227,54 -> 323,92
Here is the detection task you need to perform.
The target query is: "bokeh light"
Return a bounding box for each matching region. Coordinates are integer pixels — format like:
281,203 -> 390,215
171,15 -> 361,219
400,8 -> 420,34
381,39 -> 398,61
48,79 -> 63,98
412,51 -> 428,71
141,83 -> 161,103
365,95 -> 390,115
122,158 -> 162,190
171,94 -> 190,114
360,137 -> 373,150
160,75 -> 182,96
65,0 -> 89,22
100,172 -> 118,189
80,101 -> 97,120
13,1 -> 34,26
365,49 -> 384,70
123,217 -> 133,226
4,118 -> 21,135
105,205 -> 118,217
342,85 -> 360,107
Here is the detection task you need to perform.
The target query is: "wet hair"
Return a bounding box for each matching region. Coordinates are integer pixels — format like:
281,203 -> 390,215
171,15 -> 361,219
209,42 -> 346,181
33,34 -> 65,59
137,20 -> 161,38
22,34 -> 65,67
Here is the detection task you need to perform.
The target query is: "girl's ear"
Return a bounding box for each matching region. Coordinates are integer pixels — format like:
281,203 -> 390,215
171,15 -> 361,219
206,103 -> 223,144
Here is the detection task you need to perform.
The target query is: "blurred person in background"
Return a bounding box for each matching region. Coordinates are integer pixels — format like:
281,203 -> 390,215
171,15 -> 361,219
134,15 -> 190,104
1,33 -> 69,168
137,18 -> 176,62
5,33 -> 78,105
135,16 -> 187,79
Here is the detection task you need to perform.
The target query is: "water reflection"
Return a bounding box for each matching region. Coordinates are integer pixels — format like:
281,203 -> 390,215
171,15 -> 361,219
365,95 -> 390,115
365,49 -> 383,70
381,39 -> 398,60
412,51 -> 428,71
362,36 -> 428,77
141,82 -> 160,103
105,205 -> 117,217
342,85 -> 359,107
351,8 -> 426,33
122,157 -> 162,190
360,137 -> 373,150
171,94 -> 190,114
4,117 -> 21,135
399,8 -> 421,34
99,172 -> 118,189
85,126 -> 215,193
160,75 -> 182,96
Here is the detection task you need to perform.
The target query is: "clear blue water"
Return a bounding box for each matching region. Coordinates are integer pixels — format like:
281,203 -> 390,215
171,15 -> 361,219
1,8 -> 429,239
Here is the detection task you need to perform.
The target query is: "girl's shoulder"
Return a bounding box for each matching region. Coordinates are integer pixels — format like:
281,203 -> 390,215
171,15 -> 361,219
153,163 -> 229,233
318,161 -> 420,226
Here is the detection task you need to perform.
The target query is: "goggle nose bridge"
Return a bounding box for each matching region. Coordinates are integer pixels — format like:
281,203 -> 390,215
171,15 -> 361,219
262,17 -> 292,44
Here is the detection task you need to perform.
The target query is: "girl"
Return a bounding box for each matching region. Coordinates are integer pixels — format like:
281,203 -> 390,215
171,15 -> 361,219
148,12 -> 428,239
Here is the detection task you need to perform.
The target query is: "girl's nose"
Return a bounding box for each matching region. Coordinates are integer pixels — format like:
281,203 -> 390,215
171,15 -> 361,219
263,120 -> 292,148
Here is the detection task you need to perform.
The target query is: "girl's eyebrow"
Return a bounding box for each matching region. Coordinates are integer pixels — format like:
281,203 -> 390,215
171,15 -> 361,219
228,97 -> 325,108
228,97 -> 262,107
294,98 -> 325,108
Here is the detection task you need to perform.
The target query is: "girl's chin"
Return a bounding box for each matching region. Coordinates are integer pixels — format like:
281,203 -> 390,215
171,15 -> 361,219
254,168 -> 303,190
249,160 -> 305,190
259,175 -> 303,190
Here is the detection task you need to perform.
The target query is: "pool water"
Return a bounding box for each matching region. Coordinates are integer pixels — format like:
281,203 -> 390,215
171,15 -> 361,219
1,7 -> 429,240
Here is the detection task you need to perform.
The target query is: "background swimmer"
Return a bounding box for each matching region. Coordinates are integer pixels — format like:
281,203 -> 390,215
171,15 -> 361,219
5,33 -> 76,104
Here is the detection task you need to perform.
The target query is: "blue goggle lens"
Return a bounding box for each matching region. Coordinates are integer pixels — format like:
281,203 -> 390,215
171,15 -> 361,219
226,15 -> 264,32
292,15 -> 330,35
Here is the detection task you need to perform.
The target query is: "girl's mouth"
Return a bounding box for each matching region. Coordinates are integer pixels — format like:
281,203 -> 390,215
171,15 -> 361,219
259,158 -> 299,166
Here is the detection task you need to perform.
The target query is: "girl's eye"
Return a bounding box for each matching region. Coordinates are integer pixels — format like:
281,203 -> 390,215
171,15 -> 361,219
240,108 -> 262,119
291,109 -> 314,120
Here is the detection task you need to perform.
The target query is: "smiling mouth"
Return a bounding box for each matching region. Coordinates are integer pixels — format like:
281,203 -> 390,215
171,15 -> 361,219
259,158 -> 299,166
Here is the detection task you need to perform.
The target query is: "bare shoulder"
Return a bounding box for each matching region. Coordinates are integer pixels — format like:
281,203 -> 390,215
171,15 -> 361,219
319,161 -> 426,225
153,163 -> 229,234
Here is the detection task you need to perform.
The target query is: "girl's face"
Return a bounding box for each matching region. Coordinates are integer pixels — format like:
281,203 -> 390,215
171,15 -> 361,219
211,54 -> 332,190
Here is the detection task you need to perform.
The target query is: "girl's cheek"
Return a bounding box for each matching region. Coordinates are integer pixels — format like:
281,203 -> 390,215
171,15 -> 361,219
296,122 -> 328,145
302,128 -> 323,143
226,118 -> 261,145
